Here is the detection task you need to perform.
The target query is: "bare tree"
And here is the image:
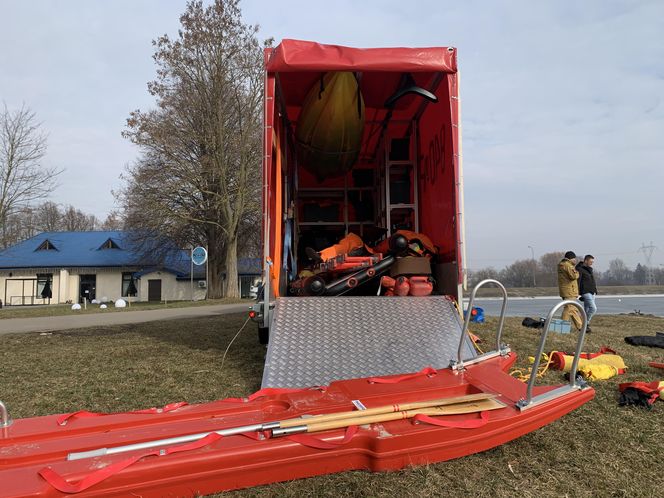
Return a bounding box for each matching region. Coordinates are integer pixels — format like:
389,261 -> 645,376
237,205 -> 261,257
120,0 -> 265,298
3,206 -> 37,244
653,268 -> 664,285
634,263 -> 647,285
603,258 -> 633,285
467,267 -> 500,287
100,210 -> 124,230
537,251 -> 564,287
36,201 -> 61,231
61,205 -> 99,231
0,103 -> 61,247
500,259 -> 536,287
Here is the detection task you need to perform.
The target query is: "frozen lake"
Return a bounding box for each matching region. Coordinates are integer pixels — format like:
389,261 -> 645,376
464,294 -> 664,318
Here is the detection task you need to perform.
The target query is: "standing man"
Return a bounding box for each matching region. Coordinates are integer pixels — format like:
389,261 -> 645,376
557,251 -> 583,331
576,254 -> 597,332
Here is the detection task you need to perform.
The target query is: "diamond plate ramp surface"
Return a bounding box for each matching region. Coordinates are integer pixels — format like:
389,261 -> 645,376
261,296 -> 476,388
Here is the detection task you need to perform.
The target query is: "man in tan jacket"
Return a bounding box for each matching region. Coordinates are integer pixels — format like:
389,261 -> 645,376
557,251 -> 583,331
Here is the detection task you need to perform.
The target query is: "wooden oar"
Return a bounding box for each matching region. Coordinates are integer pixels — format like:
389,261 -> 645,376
277,392 -> 496,428
272,398 -> 505,436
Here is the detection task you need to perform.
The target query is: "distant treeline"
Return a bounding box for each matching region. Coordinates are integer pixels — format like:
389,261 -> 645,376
468,251 -> 664,288
1,201 -> 122,248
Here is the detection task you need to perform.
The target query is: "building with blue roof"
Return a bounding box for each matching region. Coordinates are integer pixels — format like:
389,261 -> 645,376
0,232 -> 261,306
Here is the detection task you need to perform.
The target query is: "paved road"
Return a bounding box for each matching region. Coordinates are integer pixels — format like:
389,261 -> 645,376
0,303 -> 250,335
466,294 -> 664,318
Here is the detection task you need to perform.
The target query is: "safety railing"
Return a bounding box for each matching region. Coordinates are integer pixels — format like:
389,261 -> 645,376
450,279 -> 510,371
0,400 -> 11,428
516,300 -> 589,411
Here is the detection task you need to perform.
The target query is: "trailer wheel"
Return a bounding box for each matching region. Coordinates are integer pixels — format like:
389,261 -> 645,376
258,326 -> 269,345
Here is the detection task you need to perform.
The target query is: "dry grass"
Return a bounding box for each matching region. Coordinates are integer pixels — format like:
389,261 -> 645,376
1,312 -> 663,497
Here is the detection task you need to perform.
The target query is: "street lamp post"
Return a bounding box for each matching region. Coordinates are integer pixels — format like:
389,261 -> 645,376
528,245 -> 537,287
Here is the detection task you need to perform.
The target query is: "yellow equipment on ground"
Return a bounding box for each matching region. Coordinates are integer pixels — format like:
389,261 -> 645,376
552,352 -> 627,373
578,363 -> 620,381
512,348 -> 628,383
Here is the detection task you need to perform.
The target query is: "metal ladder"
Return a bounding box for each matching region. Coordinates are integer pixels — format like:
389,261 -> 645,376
382,128 -> 419,234
517,300 -> 590,410
450,278 -> 510,370
449,280 -> 590,409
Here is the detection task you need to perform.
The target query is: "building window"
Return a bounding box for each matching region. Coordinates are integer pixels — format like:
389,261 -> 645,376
36,239 -> 57,251
122,272 -> 137,297
37,273 -> 53,299
99,238 -> 121,250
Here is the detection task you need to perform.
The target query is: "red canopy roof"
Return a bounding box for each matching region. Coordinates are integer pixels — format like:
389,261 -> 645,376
266,39 -> 457,73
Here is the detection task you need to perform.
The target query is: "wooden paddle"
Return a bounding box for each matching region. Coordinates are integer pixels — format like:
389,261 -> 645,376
298,398 -> 505,434
277,392 -> 496,428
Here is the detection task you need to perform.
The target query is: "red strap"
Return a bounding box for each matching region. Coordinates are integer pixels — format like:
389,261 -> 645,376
649,362 -> 664,370
618,381 -> 663,404
368,366 -> 437,384
39,425 -> 357,493
224,386 -> 326,403
413,410 -> 490,429
39,432 -> 223,493
619,380 -> 663,393
566,347 -> 618,361
285,425 -> 358,449
58,386 -> 326,426
57,402 -> 188,426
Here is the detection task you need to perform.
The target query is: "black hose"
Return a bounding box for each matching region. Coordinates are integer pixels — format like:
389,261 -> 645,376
324,255 -> 395,296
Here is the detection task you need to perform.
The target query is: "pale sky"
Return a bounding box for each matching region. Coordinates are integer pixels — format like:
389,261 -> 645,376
1,0 -> 662,271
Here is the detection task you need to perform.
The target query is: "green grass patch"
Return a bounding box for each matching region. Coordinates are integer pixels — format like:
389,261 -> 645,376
1,313 -> 663,496
0,297 -> 248,320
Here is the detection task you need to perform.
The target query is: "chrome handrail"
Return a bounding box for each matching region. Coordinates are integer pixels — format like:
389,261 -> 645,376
517,300 -> 589,410
450,279 -> 510,371
0,400 -> 11,428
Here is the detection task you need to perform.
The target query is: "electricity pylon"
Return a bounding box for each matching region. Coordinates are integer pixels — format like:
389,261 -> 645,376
638,242 -> 657,285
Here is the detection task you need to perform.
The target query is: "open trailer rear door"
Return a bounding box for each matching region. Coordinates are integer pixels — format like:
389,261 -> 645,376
261,40 -> 464,306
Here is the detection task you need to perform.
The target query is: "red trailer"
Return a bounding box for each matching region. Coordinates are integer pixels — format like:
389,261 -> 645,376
259,39 -> 465,308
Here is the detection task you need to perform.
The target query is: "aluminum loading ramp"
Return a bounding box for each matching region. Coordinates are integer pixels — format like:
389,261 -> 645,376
261,296 -> 477,388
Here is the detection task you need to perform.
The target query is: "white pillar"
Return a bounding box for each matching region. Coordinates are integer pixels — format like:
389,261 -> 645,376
59,269 -> 69,304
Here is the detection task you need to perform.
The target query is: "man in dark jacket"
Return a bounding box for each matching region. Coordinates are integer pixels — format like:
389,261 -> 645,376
576,254 -> 597,332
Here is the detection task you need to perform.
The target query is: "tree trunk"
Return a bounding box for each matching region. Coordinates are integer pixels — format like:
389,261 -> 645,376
207,252 -> 225,299
205,224 -> 226,299
224,236 -> 239,298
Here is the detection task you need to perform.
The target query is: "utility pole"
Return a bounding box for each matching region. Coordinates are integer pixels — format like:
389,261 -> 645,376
638,242 -> 657,285
528,245 -> 536,287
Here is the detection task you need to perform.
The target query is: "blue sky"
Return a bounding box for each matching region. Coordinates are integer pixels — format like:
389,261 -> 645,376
1,0 -> 662,271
